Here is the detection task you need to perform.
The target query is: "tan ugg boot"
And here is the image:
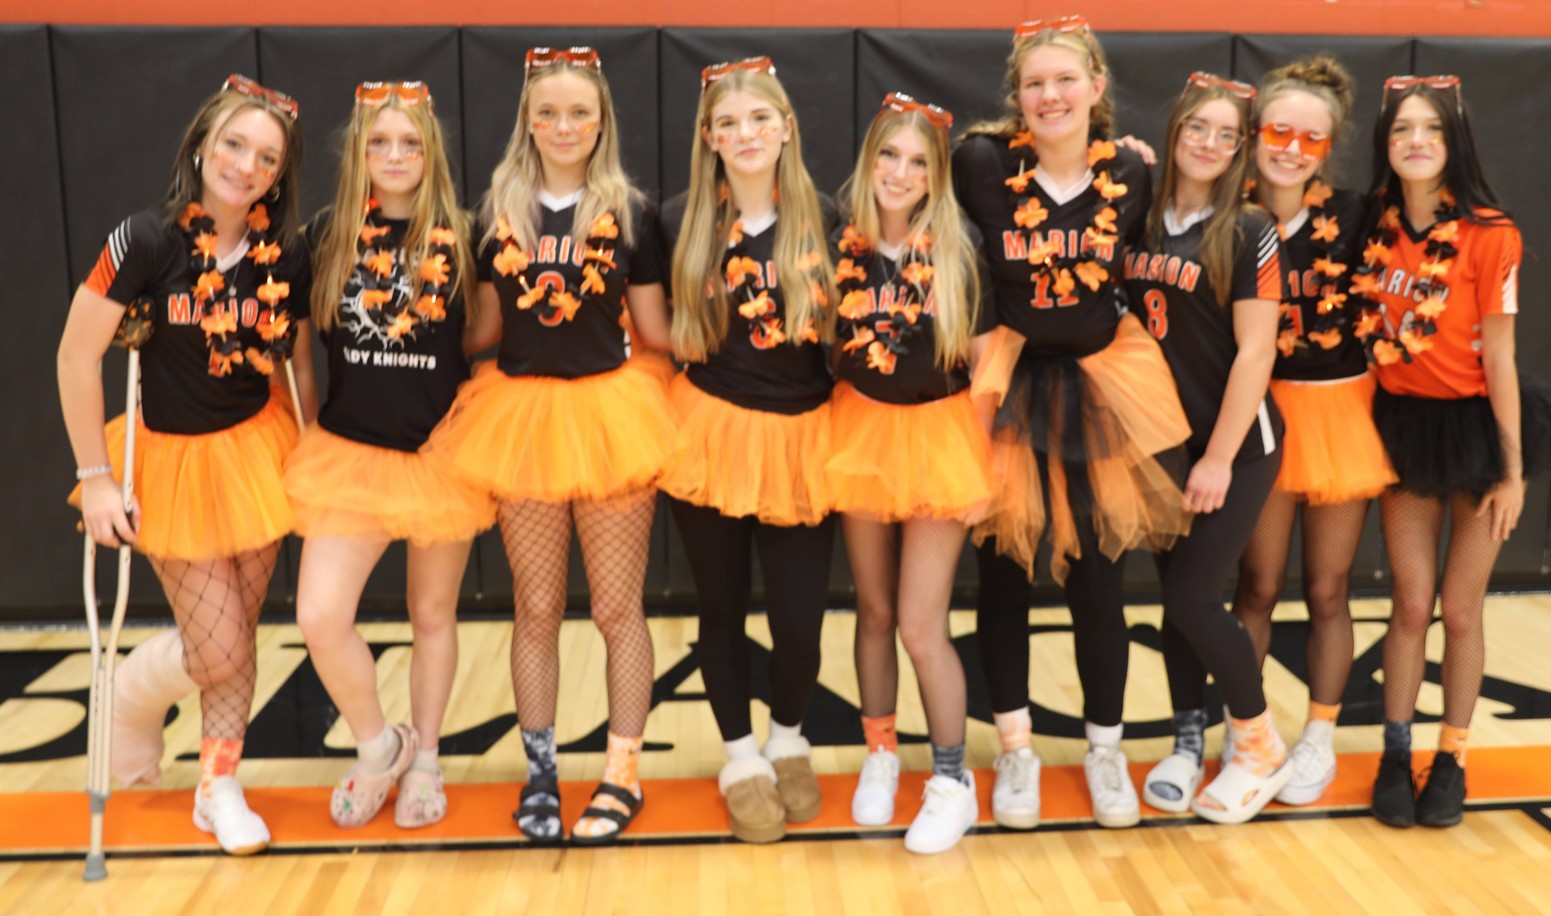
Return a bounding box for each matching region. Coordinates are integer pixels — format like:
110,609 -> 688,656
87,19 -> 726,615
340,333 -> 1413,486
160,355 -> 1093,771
718,756 -> 786,843
764,733 -> 821,823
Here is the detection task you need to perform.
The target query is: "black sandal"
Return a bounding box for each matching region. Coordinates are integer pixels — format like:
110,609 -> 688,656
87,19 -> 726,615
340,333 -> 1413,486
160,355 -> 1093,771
512,777 -> 563,843
569,782 -> 643,847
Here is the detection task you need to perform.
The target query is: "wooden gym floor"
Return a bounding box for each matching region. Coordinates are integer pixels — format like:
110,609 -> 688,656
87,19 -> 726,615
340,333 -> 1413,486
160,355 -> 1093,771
0,595 -> 1548,912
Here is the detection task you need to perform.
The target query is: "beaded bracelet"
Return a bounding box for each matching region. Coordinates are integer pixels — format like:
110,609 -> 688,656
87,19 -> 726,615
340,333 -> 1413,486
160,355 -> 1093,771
75,465 -> 113,480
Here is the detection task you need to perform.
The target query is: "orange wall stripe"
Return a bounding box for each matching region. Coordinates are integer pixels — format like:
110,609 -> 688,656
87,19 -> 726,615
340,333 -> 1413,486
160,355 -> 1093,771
5,0 -> 1551,36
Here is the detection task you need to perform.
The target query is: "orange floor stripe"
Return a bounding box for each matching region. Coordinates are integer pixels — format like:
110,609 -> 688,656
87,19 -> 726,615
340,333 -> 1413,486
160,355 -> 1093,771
6,746 -> 1549,854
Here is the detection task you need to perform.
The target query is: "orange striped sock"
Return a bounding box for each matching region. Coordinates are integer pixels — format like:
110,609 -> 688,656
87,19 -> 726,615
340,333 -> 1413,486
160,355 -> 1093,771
1308,701 -> 1341,725
198,737 -> 243,796
994,708 -> 1033,754
861,714 -> 898,754
1439,725 -> 1469,766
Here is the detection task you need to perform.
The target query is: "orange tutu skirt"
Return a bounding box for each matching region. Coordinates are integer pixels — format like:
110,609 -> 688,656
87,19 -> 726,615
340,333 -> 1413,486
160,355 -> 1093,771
826,384 -> 991,523
1270,374 -> 1396,504
68,396 -> 297,561
971,315 -> 1194,584
284,426 -> 496,546
425,357 -> 675,504
659,373 -> 831,527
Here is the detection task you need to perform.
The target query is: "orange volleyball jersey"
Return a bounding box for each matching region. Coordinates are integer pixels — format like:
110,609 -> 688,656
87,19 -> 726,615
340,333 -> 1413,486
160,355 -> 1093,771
1370,215 -> 1521,399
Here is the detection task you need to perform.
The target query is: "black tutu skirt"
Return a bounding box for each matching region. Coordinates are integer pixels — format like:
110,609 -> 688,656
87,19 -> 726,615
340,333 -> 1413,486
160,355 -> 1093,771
1374,374 -> 1551,499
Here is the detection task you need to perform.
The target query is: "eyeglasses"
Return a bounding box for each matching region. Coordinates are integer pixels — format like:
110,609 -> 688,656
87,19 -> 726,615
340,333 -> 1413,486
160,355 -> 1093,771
1181,118 -> 1245,154
1185,71 -> 1257,101
1259,123 -> 1331,159
879,92 -> 953,130
1014,15 -> 1090,41
365,136 -> 425,160
1382,74 -> 1462,114
222,74 -> 299,120
356,81 -> 432,109
525,47 -> 601,76
701,56 -> 776,90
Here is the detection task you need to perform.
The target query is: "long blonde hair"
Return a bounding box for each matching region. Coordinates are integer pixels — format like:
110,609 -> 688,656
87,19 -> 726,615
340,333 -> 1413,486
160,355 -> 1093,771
670,68 -> 836,362
842,110 -> 980,370
1148,83 -> 1258,305
484,58 -> 638,256
311,93 -> 474,333
964,25 -> 1114,142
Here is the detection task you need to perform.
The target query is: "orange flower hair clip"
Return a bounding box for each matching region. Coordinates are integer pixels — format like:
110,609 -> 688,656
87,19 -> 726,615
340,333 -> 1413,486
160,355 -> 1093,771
879,92 -> 953,131
1382,74 -> 1462,114
356,81 -> 432,110
1186,71 -> 1257,101
525,46 -> 601,76
222,74 -> 299,120
701,56 -> 776,90
1014,15 -> 1090,41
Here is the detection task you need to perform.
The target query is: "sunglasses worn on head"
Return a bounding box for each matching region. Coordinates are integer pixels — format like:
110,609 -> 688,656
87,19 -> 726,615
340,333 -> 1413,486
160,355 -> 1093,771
1014,15 -> 1090,42
1382,74 -> 1462,114
1186,71 -> 1257,101
356,81 -> 432,109
879,92 -> 953,130
701,56 -> 776,90
223,74 -> 299,120
1259,123 -> 1331,159
525,46 -> 602,76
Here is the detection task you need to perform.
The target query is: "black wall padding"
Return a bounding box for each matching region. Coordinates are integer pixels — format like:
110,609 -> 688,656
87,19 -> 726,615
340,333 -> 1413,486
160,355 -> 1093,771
1,26 -> 77,612
11,26 -> 1551,621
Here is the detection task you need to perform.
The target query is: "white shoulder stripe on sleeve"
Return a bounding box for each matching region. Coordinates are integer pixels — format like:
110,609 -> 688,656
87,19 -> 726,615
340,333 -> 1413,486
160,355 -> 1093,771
1503,263 -> 1519,315
1256,226 -> 1278,268
107,220 -> 132,271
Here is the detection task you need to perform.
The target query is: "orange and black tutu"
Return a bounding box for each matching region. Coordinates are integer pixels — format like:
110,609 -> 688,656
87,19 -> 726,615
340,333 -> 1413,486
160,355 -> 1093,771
971,315 -> 1194,584
68,395 -> 297,561
826,384 -> 991,524
659,373 -> 831,527
284,425 -> 496,546
1270,374 -> 1396,505
425,357 -> 675,504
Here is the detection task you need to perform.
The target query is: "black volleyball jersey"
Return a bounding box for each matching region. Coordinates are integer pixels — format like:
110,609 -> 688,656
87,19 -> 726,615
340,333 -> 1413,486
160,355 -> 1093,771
662,194 -> 839,415
952,136 -> 1151,356
304,216 -> 472,453
476,195 -> 666,380
831,223 -> 996,405
1124,208 -> 1285,463
1273,188 -> 1368,381
83,209 -> 311,436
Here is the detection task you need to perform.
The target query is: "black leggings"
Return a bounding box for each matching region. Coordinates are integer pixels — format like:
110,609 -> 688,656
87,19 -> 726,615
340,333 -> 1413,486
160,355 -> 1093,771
976,460 -> 1130,727
669,497 -> 836,740
1156,451 -> 1280,718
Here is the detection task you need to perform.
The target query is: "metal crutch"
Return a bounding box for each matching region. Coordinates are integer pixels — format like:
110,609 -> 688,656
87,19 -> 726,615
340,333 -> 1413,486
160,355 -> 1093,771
82,301 -> 150,881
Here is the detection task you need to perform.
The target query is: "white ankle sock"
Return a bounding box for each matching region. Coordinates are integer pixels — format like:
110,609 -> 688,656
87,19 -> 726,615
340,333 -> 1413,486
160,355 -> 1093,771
411,747 -> 440,773
1085,721 -> 1123,750
768,721 -> 803,742
358,726 -> 400,774
724,734 -> 760,762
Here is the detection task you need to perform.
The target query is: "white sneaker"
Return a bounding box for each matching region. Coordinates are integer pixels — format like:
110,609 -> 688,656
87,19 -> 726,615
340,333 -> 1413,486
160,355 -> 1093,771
1275,720 -> 1337,806
991,746 -> 1041,829
193,777 -> 271,855
851,749 -> 900,826
1084,745 -> 1140,828
904,773 -> 979,854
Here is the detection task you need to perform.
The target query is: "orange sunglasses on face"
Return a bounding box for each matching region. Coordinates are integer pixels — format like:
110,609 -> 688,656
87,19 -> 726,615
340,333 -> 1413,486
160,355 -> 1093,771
1186,71 -> 1257,101
356,81 -> 432,109
1259,123 -> 1331,159
222,74 -> 299,120
1014,15 -> 1090,42
879,92 -> 953,131
701,56 -> 776,89
525,46 -> 602,76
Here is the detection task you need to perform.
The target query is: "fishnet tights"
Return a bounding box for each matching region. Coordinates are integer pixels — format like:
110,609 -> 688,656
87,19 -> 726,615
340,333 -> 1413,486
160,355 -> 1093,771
150,542 -> 279,741
846,515 -> 969,747
1380,489 -> 1499,728
1232,491 -> 1367,705
498,489 -> 656,738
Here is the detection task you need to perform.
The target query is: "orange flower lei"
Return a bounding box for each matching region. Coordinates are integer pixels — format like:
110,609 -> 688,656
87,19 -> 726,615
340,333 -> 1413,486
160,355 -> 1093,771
492,211 -> 618,325
177,201 -> 294,377
721,218 -> 828,347
834,223 -> 933,376
1349,189 -> 1462,367
1003,134 -> 1127,299
1274,180 -> 1351,358
356,199 -> 457,339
